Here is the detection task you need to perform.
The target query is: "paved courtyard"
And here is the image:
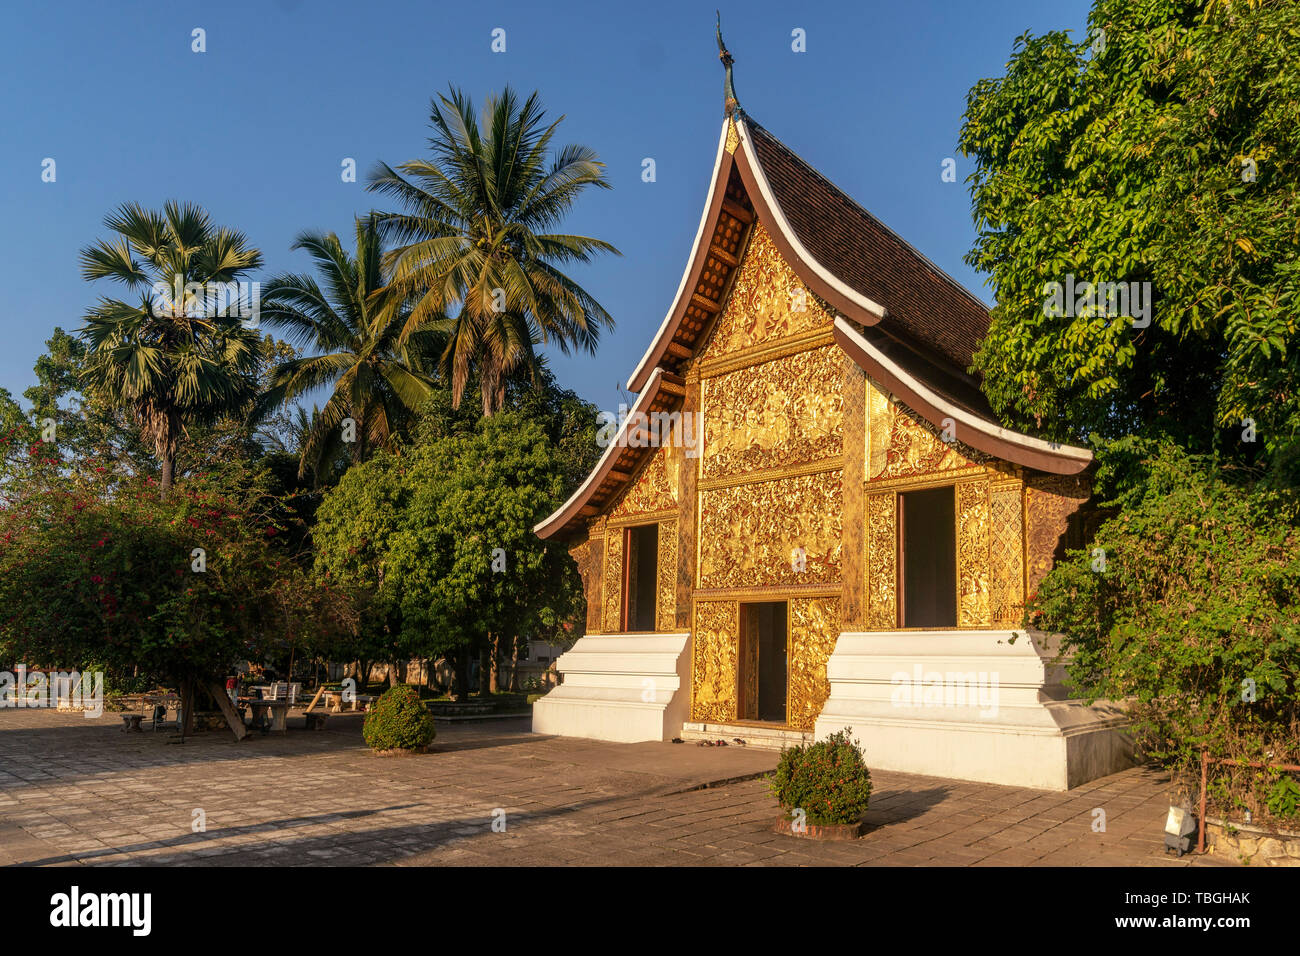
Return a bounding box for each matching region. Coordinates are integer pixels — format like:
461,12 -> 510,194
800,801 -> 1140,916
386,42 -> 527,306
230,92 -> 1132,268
0,708 -> 1225,867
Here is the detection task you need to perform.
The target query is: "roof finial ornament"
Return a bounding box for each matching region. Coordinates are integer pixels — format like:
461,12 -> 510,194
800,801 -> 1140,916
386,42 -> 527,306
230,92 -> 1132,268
716,11 -> 739,118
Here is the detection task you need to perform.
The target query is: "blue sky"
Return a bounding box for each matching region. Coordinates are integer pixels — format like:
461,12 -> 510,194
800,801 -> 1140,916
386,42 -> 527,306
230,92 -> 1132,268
0,0 -> 1091,416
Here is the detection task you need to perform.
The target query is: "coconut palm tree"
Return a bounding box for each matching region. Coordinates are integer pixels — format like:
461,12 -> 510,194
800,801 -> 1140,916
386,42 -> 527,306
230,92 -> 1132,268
367,86 -> 620,416
78,202 -> 264,496
255,218 -> 439,480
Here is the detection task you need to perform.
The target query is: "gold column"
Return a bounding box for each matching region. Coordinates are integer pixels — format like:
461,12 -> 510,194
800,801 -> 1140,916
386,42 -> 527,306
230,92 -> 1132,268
957,479 -> 992,627
864,490 -> 897,629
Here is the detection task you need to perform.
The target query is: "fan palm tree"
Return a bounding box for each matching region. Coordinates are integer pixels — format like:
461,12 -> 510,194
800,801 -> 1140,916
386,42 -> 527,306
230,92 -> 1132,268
367,86 -> 620,416
255,218 -> 439,480
78,201 -> 264,497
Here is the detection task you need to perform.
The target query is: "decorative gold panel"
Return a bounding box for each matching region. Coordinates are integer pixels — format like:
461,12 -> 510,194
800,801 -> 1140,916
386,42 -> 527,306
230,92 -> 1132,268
568,538 -> 596,634
699,223 -> 831,361
656,518 -> 677,631
989,482 -> 1025,624
864,491 -> 897,628
866,379 -> 987,482
691,600 -> 739,722
609,444 -> 681,519
698,470 -> 842,590
702,345 -> 843,481
957,481 -> 992,627
602,531 -> 624,633
1025,473 -> 1090,598
788,597 -> 840,730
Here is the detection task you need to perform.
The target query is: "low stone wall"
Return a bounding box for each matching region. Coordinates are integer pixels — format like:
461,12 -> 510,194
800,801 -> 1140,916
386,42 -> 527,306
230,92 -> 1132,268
1205,818 -> 1300,866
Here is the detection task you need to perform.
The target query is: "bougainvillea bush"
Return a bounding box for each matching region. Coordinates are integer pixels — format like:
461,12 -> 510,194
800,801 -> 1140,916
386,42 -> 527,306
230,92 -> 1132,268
769,729 -> 873,826
1030,438 -> 1300,822
0,460 -> 356,726
362,684 -> 436,752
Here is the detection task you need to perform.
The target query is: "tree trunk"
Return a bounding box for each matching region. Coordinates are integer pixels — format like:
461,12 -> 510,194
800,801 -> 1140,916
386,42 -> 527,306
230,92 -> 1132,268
160,452 -> 175,499
508,635 -> 520,692
453,648 -> 470,702
179,676 -> 195,739
479,647 -> 491,698
488,633 -> 500,694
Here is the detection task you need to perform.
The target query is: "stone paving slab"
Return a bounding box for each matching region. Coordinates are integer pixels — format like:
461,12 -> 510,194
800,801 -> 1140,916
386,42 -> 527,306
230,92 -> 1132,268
0,708 -> 1229,867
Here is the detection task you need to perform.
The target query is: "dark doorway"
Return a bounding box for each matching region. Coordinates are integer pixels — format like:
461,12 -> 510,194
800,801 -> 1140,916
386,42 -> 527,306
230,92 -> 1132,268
900,486 -> 957,628
623,524 -> 658,632
738,602 -> 788,723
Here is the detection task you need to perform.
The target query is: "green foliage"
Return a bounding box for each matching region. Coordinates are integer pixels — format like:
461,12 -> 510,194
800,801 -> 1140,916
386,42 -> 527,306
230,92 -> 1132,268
256,219 -> 440,483
769,729 -> 873,826
959,0 -> 1300,459
314,410 -> 578,671
1264,774 -> 1300,820
77,202 -> 266,490
368,85 -> 620,415
362,684 -> 436,751
0,463 -> 356,690
1030,439 -> 1300,794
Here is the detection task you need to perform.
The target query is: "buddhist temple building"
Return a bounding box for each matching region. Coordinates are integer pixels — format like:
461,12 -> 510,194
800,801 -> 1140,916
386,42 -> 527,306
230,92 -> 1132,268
532,34 -> 1130,791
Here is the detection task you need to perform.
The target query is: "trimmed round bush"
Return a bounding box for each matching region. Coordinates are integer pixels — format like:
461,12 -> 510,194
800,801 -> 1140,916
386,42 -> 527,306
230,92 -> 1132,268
769,728 -> 872,825
363,684 -> 436,752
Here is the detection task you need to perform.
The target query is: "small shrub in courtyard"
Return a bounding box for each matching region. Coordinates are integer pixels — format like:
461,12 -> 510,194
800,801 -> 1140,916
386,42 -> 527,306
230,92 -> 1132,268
769,728 -> 872,826
363,684 -> 436,753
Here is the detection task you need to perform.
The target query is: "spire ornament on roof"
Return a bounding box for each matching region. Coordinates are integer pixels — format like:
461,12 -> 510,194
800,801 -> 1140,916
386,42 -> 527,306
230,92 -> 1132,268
716,12 -> 739,118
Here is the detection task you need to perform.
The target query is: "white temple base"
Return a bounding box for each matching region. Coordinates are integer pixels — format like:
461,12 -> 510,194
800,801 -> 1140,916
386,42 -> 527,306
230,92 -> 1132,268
531,633 -> 692,743
813,630 -> 1132,791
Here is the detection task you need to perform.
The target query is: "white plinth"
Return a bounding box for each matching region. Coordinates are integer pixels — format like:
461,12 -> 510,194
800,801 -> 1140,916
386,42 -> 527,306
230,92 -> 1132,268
531,633 -> 692,743
814,630 -> 1132,791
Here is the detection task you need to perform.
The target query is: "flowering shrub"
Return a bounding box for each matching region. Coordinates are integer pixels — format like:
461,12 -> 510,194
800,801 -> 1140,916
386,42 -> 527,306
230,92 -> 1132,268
769,729 -> 872,826
363,685 -> 436,752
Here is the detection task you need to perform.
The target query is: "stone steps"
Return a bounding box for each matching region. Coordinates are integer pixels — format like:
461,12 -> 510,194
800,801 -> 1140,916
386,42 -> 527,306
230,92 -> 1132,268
680,721 -> 812,751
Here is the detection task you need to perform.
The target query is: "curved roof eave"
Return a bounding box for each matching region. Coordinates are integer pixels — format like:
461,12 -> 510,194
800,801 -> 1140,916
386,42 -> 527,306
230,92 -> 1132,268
833,316 -> 1092,475
627,116 -> 889,394
533,367 -> 671,540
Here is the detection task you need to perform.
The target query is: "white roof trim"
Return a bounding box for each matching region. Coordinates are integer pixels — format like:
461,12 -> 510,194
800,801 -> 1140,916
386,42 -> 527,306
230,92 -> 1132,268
534,367 -> 667,538
627,121 -> 731,392
736,116 -> 889,322
835,316 -> 1093,464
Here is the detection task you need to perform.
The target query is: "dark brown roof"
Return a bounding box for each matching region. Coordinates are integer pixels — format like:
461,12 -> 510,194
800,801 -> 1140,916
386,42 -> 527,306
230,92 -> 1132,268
745,116 -> 991,376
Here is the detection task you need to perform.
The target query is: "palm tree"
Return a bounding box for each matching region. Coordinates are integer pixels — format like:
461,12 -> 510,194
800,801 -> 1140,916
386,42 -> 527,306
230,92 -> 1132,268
255,218 -> 439,480
367,86 -> 620,416
79,202 -> 264,496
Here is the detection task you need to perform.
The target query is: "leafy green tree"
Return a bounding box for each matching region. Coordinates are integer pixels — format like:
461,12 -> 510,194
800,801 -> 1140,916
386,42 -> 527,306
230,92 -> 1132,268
78,202 -> 264,495
368,86 -> 620,415
0,466 -> 355,736
1030,438 -> 1300,809
257,219 -> 440,481
314,411 -> 577,700
959,0 -> 1300,459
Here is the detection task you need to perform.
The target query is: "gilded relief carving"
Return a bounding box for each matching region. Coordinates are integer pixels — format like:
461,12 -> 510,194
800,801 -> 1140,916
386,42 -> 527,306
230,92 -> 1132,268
602,531 -> 624,633
990,482 -> 1025,624
702,345 -> 843,481
609,444 -> 681,519
691,600 -> 739,722
656,518 -> 678,631
864,491 -> 897,628
788,597 -> 840,730
957,481 -> 992,628
866,379 -> 986,482
1025,473 -> 1090,598
568,538 -> 594,635
698,470 -> 842,590
699,223 -> 831,362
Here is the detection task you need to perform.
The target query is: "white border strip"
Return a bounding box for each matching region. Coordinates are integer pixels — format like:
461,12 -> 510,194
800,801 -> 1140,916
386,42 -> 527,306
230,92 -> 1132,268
736,117 -> 889,321
627,121 -> 732,392
534,367 -> 666,538
835,316 -> 1093,464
